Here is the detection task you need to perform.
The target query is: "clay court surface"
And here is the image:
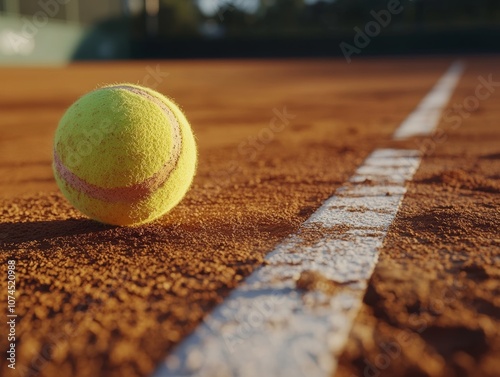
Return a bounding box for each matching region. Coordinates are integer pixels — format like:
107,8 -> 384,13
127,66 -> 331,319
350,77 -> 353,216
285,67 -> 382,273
0,57 -> 499,377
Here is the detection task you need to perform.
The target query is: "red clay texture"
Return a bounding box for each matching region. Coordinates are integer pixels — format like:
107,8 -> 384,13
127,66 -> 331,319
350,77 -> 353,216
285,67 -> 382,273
0,58 -> 498,377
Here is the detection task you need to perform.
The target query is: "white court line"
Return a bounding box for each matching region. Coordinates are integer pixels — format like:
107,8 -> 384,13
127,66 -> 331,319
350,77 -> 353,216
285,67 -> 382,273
393,61 -> 464,140
152,62 -> 463,377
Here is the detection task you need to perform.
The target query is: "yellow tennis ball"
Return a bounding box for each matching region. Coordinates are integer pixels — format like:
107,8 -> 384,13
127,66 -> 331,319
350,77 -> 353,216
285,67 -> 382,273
53,84 -> 197,226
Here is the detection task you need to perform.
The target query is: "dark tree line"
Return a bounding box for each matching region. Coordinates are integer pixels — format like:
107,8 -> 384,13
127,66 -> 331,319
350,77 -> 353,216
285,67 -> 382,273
145,0 -> 500,37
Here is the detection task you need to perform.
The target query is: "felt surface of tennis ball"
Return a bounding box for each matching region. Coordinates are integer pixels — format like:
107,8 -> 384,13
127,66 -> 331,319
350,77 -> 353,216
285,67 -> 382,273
53,84 -> 197,226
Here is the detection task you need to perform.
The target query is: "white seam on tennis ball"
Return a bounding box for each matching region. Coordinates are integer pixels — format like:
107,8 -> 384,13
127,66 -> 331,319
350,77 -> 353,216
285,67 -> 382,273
103,84 -> 183,186
53,85 -> 183,203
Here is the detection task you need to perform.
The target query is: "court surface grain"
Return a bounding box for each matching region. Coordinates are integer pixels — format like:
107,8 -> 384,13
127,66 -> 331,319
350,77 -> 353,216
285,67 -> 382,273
0,58 -> 498,377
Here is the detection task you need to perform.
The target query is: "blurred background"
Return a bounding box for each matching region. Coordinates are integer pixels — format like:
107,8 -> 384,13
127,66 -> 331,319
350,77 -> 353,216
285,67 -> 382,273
0,0 -> 499,65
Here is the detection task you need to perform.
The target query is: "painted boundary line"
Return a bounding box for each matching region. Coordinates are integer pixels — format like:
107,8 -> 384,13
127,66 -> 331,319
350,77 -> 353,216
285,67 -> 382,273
153,149 -> 421,377
152,61 -> 464,377
393,61 -> 465,140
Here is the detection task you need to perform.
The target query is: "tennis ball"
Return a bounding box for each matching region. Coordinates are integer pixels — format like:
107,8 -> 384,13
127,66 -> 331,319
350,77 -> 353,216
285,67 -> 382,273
52,84 -> 197,226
